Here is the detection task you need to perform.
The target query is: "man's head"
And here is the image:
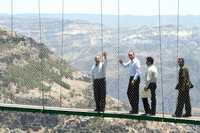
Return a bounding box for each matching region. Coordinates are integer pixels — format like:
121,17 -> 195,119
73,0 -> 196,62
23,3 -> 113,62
177,58 -> 184,67
128,51 -> 135,60
95,55 -> 101,65
146,56 -> 154,66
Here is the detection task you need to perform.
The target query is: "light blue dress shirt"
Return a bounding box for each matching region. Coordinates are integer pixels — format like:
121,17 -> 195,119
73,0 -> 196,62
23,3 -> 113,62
121,58 -> 141,80
91,58 -> 107,80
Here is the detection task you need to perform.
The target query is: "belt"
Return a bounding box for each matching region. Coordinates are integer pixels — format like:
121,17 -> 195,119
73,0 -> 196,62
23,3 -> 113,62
130,75 -> 141,78
94,77 -> 105,80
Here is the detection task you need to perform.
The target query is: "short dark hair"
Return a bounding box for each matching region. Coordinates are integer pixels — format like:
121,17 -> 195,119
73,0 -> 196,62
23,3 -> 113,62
146,56 -> 154,65
128,51 -> 134,55
177,58 -> 184,64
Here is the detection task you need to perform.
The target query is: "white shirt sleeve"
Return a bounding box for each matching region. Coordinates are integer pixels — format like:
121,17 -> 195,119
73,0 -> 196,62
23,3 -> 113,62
145,66 -> 157,88
91,65 -> 95,81
102,56 -> 107,67
145,69 -> 152,88
133,59 -> 141,80
121,61 -> 130,68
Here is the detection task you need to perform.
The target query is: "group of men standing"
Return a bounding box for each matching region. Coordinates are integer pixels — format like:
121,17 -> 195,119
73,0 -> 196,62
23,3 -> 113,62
91,51 -> 192,118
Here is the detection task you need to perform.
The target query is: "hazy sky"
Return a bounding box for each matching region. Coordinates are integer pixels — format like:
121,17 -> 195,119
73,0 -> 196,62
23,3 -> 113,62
0,0 -> 200,15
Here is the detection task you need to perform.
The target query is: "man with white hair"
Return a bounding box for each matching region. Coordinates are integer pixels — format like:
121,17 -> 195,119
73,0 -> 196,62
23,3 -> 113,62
91,52 -> 107,113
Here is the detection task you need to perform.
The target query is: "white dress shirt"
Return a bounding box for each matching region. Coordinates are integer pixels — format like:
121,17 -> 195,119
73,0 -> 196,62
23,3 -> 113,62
121,58 -> 141,80
91,58 -> 107,80
145,65 -> 158,88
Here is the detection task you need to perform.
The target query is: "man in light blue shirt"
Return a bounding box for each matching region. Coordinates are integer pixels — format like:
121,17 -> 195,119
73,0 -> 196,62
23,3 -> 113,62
119,51 -> 141,114
91,52 -> 107,112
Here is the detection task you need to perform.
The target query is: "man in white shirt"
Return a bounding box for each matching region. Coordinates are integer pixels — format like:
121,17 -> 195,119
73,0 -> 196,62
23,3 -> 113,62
119,51 -> 141,114
91,52 -> 107,112
142,57 -> 158,115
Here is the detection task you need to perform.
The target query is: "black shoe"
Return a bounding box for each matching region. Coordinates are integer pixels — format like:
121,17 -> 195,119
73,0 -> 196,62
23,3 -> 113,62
129,110 -> 138,114
183,114 -> 192,117
141,113 -> 149,116
94,109 -> 100,113
99,109 -> 105,113
172,114 -> 182,117
150,112 -> 156,116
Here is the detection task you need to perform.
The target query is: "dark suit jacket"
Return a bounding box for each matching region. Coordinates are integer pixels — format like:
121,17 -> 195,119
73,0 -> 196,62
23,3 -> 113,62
175,66 -> 191,91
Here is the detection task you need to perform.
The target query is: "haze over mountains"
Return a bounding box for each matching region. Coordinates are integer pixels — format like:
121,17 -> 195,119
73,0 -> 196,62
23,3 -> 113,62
1,14 -> 200,27
56,14 -> 200,27
0,27 -> 199,133
1,14 -> 200,132
1,14 -> 200,113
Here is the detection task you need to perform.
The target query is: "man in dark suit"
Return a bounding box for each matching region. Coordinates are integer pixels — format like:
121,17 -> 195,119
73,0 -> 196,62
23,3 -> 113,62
173,58 -> 192,117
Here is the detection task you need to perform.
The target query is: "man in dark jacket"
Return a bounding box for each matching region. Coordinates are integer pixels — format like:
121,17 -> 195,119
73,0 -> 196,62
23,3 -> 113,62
173,58 -> 192,117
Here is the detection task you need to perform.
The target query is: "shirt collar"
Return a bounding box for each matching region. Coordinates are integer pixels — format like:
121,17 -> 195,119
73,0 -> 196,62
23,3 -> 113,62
130,58 -> 137,63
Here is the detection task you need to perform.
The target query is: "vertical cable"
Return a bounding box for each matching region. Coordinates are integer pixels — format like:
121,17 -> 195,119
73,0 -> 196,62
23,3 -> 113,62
38,0 -> 42,44
158,0 -> 164,118
11,0 -> 14,37
60,0 -> 65,107
38,0 -> 44,109
175,0 -> 180,118
100,0 -> 105,114
117,0 -> 120,111
38,0 -> 44,110
10,0 -> 14,104
176,0 -> 180,59
100,0 -> 103,54
175,0 -> 180,105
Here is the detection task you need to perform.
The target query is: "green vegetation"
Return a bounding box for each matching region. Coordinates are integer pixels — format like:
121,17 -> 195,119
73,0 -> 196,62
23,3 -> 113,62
0,28 -> 74,106
2,58 -> 72,92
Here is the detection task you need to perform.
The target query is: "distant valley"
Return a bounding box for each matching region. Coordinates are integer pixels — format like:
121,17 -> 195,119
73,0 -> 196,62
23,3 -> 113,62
1,14 -> 200,113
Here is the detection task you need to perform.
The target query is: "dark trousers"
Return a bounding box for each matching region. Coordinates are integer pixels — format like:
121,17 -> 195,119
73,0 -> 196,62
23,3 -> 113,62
127,76 -> 140,113
93,78 -> 106,111
175,90 -> 191,116
142,83 -> 157,115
